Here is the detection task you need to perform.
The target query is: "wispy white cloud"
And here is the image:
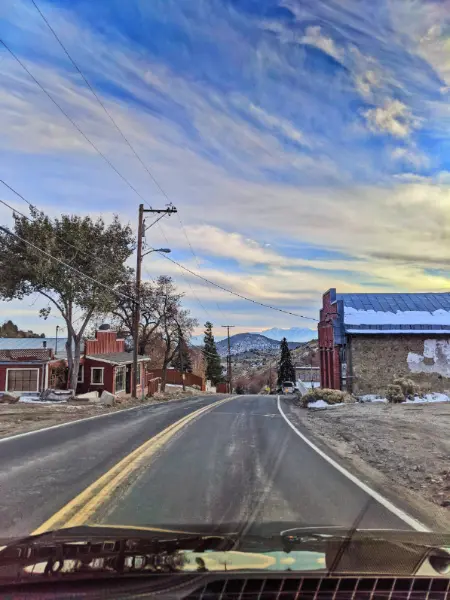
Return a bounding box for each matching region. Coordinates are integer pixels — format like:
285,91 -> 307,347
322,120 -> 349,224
364,99 -> 419,138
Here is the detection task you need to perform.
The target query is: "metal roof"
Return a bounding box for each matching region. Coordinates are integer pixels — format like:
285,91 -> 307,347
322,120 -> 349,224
333,292 -> 450,334
335,293 -> 450,313
86,352 -> 150,365
0,337 -> 70,358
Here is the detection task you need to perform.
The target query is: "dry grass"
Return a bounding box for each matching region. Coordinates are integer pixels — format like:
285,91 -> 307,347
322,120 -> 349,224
300,387 -> 355,407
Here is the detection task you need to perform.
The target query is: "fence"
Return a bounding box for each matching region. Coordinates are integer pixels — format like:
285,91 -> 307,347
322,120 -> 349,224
147,369 -> 205,391
147,377 -> 161,397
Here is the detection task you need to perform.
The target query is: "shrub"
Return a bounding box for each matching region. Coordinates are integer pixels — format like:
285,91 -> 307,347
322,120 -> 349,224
300,388 -> 355,408
386,384 -> 405,404
393,377 -> 420,398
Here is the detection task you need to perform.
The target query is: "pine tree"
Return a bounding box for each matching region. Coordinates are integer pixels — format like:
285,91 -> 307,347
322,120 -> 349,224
172,338 -> 193,373
202,321 -> 223,385
277,337 -> 296,385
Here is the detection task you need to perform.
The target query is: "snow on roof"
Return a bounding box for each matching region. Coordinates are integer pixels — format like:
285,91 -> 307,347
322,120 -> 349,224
334,292 -> 450,332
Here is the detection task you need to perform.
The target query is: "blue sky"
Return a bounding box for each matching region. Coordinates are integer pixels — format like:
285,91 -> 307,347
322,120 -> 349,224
1,0 -> 450,336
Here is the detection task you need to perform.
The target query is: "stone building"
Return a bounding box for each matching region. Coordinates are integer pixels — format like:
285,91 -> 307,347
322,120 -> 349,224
318,289 -> 450,395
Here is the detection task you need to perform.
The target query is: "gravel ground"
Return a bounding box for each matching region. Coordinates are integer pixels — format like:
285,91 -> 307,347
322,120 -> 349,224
289,401 -> 450,515
0,389 -> 211,439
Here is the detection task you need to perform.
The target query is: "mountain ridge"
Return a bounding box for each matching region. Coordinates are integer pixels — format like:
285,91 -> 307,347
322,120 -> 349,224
215,332 -> 301,357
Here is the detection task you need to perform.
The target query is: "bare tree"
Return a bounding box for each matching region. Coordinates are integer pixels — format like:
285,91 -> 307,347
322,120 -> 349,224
153,277 -> 197,391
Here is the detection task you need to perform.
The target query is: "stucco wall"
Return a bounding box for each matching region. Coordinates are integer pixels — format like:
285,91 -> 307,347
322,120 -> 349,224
349,335 -> 450,395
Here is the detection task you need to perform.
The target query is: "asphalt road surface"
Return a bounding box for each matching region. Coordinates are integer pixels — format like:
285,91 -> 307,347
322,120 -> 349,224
0,394 -> 415,540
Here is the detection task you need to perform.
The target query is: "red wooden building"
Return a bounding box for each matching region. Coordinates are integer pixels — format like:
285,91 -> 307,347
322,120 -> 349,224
0,327 -> 150,397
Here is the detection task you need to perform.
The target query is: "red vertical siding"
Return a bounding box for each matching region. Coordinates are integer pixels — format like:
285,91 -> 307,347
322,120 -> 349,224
85,330 -> 125,356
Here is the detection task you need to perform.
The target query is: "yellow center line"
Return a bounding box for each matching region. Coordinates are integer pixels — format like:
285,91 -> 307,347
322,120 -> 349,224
32,395 -> 238,535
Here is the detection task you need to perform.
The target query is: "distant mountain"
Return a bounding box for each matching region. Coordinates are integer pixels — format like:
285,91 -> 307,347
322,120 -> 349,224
258,327 -> 316,342
215,333 -> 301,357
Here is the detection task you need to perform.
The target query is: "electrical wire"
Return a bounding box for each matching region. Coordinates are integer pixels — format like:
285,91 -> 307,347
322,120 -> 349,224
0,225 -> 139,305
0,38 -> 149,204
0,190 -> 135,279
29,0 -> 173,206
26,2 -> 223,322
156,251 -> 319,322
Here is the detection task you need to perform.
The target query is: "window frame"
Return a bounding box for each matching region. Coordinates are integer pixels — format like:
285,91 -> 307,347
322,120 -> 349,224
114,365 -> 126,393
6,368 -> 40,393
90,367 -> 104,385
78,365 -> 84,383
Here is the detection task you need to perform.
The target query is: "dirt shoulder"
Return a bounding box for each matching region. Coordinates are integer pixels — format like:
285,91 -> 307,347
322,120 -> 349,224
0,390 -> 213,439
286,400 -> 450,530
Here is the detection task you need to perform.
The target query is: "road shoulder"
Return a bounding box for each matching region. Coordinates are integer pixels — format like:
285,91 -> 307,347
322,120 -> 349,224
0,392 -> 217,441
279,397 -> 450,532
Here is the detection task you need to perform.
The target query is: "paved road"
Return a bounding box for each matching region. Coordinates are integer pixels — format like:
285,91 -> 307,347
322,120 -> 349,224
0,394 -> 412,540
0,395 -> 229,538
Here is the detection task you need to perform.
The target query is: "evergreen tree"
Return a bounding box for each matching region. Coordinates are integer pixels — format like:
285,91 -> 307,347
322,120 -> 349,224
277,337 -> 296,385
172,337 -> 193,373
202,321 -> 223,385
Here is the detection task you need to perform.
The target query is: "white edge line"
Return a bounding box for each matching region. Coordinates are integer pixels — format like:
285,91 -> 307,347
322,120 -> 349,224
0,396 -> 209,444
276,395 -> 429,532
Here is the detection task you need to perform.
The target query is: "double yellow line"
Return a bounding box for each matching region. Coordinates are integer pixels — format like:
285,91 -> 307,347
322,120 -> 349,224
32,396 -> 236,535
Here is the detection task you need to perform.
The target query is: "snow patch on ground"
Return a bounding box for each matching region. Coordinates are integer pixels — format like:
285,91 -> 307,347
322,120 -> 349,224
358,393 -> 449,405
358,395 -> 388,403
405,393 -> 450,404
307,400 -> 344,409
19,397 -> 67,404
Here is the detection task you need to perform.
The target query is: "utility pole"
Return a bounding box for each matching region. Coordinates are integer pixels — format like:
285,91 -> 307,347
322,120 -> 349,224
132,203 -> 177,398
177,324 -> 186,392
221,325 -> 235,394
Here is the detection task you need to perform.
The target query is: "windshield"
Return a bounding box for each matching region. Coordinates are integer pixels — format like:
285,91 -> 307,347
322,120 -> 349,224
0,0 -> 449,582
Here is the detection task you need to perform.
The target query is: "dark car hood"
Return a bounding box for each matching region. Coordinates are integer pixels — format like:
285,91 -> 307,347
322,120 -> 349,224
0,523 -> 449,585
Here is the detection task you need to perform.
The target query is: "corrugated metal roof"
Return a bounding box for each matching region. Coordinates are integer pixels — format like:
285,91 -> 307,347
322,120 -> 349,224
334,292 -> 450,334
0,337 -> 67,350
336,292 -> 450,313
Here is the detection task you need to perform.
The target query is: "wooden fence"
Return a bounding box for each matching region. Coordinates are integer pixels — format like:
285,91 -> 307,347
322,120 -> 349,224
147,369 -> 205,391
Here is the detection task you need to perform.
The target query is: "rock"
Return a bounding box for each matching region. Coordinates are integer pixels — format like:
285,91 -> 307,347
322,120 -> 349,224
440,500 -> 450,508
100,391 -> 115,406
0,393 -> 18,404
76,391 -> 99,400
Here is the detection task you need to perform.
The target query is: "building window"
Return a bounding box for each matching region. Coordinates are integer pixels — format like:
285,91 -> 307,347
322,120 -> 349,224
7,369 -> 39,392
91,367 -> 104,385
78,365 -> 84,383
115,366 -> 126,393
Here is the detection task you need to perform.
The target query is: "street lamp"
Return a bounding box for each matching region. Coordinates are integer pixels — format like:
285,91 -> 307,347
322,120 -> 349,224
142,247 -> 171,258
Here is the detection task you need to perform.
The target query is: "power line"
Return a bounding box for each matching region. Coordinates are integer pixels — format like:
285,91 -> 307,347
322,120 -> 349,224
28,0 -> 172,204
147,221 -> 212,319
157,252 -> 319,322
0,225 -> 139,306
26,2 -> 223,323
0,38 -> 148,204
0,186 -> 134,278
176,213 -> 226,320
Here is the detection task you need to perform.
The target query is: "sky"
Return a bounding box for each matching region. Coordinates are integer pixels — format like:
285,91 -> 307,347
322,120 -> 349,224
1,0 -> 450,338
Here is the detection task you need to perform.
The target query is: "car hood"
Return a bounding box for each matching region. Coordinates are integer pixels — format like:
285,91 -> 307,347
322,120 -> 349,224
0,523 -> 449,584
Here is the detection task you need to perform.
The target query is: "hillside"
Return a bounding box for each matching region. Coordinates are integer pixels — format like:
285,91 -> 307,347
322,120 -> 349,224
258,327 -> 316,342
216,333 -> 301,357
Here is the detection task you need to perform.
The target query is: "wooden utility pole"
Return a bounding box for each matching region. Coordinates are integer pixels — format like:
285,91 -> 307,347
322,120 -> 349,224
221,325 -> 235,393
132,203 -> 177,398
177,324 -> 186,392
